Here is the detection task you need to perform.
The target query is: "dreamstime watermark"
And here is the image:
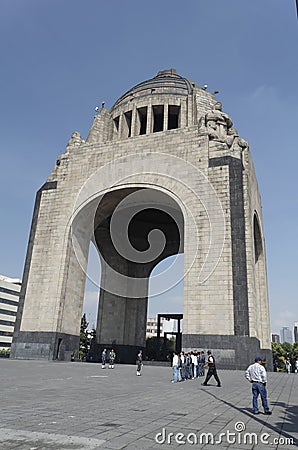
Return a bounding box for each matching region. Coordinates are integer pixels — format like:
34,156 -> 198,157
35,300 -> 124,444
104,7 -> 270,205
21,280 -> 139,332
154,422 -> 295,446
70,152 -> 226,297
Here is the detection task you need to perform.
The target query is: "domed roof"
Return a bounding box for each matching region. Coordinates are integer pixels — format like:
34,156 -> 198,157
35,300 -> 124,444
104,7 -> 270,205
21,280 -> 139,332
112,69 -> 198,109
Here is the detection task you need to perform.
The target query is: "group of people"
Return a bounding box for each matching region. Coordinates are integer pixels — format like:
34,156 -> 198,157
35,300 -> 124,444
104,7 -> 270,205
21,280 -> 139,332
101,348 -> 144,376
171,350 -> 221,387
171,350 -> 274,416
99,345 -> 289,416
101,348 -> 116,369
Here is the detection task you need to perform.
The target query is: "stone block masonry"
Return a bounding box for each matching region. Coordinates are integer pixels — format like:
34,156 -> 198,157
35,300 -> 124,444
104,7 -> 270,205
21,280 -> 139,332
11,69 -> 272,369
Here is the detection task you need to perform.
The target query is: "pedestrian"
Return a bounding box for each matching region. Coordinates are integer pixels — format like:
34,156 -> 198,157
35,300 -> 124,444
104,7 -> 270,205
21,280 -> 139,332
136,350 -> 143,376
191,351 -> 197,379
245,356 -> 272,415
286,358 -> 291,374
193,351 -> 199,378
101,348 -> 107,369
295,358 -> 298,374
188,352 -> 194,379
185,352 -> 191,380
108,349 -> 116,369
201,350 -> 221,387
180,352 -> 186,381
198,351 -> 206,377
171,352 -> 179,383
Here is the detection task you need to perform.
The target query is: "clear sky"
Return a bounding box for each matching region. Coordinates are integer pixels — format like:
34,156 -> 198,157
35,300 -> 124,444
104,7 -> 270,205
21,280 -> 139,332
0,0 -> 297,338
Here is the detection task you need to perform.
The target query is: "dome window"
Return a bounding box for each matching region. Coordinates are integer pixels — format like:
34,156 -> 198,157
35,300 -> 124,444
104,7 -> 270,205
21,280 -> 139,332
153,105 -> 164,133
113,116 -> 120,134
124,111 -> 132,138
137,107 -> 147,135
168,105 -> 180,130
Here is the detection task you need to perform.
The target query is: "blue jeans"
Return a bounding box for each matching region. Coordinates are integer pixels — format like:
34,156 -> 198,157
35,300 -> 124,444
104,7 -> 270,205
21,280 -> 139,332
252,382 -> 269,413
194,365 -> 199,377
185,366 -> 190,380
173,366 -> 179,382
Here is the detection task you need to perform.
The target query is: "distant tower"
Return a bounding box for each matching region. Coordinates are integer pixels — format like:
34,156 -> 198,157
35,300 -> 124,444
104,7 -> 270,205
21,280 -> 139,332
280,327 -> 293,344
294,323 -> 298,343
271,334 -> 280,344
11,69 -> 272,369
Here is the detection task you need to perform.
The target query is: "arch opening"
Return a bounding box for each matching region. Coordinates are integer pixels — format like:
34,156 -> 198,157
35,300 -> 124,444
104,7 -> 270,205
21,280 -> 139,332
253,212 -> 269,347
253,214 -> 263,263
77,186 -> 185,364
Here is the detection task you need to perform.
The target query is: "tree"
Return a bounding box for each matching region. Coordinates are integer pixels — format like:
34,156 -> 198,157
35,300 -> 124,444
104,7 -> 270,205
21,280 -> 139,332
146,336 -> 175,361
79,313 -> 89,360
271,342 -> 287,371
282,341 -> 292,356
292,342 -> 298,360
272,341 -> 298,372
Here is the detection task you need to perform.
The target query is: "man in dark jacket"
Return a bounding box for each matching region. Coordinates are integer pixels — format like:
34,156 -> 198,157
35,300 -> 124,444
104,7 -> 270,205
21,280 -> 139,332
198,351 -> 206,377
201,350 -> 221,387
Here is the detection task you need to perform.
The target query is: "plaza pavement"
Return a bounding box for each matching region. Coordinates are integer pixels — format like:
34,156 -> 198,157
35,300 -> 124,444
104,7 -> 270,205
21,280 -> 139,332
0,359 -> 297,450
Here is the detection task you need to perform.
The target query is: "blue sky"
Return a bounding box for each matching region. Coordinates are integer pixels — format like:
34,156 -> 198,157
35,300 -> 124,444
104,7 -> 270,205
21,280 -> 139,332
0,0 -> 297,338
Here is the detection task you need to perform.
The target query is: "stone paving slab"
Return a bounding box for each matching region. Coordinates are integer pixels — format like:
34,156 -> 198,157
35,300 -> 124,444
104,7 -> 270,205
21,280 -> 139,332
0,359 -> 297,449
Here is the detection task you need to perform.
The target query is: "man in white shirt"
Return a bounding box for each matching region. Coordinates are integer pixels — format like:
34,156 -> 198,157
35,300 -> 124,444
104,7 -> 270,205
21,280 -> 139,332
172,352 -> 180,383
245,356 -> 272,415
191,352 -> 198,379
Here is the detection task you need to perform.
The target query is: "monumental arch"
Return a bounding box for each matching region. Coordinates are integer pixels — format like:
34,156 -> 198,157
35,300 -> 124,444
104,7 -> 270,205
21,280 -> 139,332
11,69 -> 272,369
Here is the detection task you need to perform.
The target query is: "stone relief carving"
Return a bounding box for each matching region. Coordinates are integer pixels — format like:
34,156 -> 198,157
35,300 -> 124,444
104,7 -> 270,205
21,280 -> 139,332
66,131 -> 85,152
227,127 -> 249,153
198,102 -> 248,153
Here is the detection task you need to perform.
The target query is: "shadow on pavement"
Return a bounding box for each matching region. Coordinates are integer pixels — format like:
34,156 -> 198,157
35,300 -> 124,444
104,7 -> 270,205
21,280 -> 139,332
201,389 -> 296,444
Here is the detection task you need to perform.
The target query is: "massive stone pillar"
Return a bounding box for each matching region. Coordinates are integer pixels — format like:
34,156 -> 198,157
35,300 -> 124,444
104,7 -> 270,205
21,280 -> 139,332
11,69 -> 272,369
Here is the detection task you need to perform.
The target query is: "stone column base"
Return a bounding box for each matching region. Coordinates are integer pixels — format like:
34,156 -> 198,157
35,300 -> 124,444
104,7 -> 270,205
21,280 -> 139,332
10,331 -> 79,361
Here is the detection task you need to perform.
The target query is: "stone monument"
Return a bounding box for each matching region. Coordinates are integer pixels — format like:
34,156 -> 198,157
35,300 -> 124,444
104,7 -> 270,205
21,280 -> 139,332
11,69 -> 272,369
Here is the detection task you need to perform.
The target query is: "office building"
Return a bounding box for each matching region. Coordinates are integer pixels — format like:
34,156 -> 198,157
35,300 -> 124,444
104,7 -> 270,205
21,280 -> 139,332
294,322 -> 298,343
280,327 -> 293,344
0,275 -> 21,349
146,316 -> 176,338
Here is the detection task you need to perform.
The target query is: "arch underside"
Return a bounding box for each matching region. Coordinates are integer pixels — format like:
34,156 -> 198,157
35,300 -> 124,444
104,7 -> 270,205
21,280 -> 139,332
93,187 -> 184,362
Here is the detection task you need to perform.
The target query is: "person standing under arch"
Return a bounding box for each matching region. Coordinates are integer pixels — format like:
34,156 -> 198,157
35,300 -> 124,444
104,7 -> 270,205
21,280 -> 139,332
108,349 -> 116,369
136,350 -> 143,376
101,348 -> 107,369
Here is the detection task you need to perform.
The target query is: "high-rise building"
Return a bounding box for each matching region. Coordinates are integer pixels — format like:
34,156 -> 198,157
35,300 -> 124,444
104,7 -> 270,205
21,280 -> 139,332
0,275 -> 21,349
146,316 -> 176,338
280,327 -> 293,344
146,317 -> 162,338
271,334 -> 280,343
294,322 -> 298,343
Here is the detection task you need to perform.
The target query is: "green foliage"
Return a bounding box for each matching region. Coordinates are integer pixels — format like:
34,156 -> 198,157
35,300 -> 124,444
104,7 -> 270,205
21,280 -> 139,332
282,342 -> 292,355
272,342 -> 298,372
79,313 -> 89,360
292,342 -> 298,359
0,348 -> 10,357
272,342 -> 286,370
